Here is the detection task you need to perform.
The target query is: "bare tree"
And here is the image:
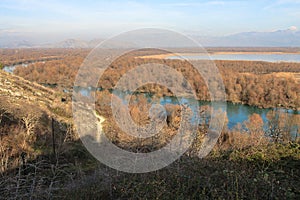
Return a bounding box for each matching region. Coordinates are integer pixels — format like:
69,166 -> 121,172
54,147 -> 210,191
21,113 -> 39,137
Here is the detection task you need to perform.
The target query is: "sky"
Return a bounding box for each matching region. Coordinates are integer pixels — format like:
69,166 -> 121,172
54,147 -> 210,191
0,0 -> 300,42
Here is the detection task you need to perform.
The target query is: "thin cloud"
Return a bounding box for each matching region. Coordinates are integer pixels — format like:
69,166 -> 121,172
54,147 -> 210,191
207,1 -> 226,5
161,1 -> 225,7
0,29 -> 18,33
289,26 -> 297,31
277,0 -> 300,4
264,0 -> 300,10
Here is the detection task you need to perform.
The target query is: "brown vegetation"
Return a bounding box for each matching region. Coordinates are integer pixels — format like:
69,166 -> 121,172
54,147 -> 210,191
0,48 -> 300,199
0,48 -> 89,66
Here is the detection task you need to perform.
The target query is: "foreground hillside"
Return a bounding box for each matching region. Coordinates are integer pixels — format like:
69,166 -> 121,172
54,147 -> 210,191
0,70 -> 72,122
0,70 -> 80,198
0,71 -> 299,199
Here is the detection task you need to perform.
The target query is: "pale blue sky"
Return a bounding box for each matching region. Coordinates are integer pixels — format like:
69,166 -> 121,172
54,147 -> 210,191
0,0 -> 299,41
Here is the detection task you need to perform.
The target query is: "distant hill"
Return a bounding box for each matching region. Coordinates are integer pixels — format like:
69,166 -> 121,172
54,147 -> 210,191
1,28 -> 299,48
0,38 -> 36,48
209,29 -> 300,47
45,39 -> 91,48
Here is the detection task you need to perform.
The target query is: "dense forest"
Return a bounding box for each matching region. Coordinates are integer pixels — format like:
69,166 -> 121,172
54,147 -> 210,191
10,49 -> 300,110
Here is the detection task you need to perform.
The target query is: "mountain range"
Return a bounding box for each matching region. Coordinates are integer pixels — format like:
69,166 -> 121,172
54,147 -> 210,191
196,29 -> 300,47
0,28 -> 299,48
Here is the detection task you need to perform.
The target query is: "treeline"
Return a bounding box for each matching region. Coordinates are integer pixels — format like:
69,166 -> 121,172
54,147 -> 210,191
0,48 -> 89,66
215,60 -> 300,74
97,57 -> 300,109
14,54 -> 84,86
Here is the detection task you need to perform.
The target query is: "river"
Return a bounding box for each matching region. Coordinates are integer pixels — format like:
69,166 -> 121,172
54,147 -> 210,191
3,55 -> 300,139
168,53 -> 300,62
74,87 -> 299,139
2,57 -> 62,73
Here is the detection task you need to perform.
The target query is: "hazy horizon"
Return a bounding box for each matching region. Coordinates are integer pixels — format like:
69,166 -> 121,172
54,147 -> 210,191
1,0 -> 300,44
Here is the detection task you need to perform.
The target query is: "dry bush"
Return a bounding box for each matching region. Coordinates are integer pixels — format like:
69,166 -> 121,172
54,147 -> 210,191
129,95 -> 151,126
0,124 -> 30,173
266,110 -> 299,143
101,93 -> 188,152
164,104 -> 181,128
218,114 -> 268,150
0,99 -> 45,173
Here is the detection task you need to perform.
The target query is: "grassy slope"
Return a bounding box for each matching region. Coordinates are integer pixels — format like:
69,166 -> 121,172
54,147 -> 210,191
0,70 -> 72,122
